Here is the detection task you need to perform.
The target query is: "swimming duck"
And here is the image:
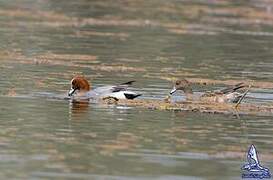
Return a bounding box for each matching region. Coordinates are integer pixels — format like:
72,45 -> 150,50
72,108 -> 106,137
170,79 -> 247,103
68,76 -> 141,100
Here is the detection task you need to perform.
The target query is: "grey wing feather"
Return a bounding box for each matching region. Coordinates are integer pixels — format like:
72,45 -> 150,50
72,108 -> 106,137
112,81 -> 136,92
93,86 -> 116,94
93,81 -> 135,94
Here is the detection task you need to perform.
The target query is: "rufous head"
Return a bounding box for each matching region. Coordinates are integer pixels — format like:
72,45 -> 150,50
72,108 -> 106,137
68,76 -> 91,96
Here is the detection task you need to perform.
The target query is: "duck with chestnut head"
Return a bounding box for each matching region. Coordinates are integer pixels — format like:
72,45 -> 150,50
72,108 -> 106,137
68,76 -> 141,100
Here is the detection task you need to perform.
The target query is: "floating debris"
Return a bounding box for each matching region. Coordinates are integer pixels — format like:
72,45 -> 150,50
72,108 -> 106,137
7,88 -> 17,97
116,99 -> 273,117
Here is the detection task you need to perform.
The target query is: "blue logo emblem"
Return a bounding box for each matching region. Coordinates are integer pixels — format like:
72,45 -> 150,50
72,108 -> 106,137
241,144 -> 271,179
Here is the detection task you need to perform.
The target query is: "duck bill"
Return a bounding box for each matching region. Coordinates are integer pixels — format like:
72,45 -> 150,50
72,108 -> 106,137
170,87 -> 177,95
68,88 -> 76,96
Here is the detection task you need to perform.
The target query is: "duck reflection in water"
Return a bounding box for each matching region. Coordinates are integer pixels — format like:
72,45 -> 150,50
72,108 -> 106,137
69,96 -> 119,119
69,99 -> 90,116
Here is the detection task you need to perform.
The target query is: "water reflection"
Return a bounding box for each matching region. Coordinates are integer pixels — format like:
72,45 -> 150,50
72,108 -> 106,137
69,100 -> 90,116
0,96 -> 273,179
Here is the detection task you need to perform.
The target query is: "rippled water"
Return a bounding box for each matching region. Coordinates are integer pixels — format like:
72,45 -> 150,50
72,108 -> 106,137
0,0 -> 273,179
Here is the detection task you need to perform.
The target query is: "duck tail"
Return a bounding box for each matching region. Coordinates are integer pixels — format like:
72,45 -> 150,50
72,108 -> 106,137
221,83 -> 245,94
233,83 -> 246,91
120,81 -> 136,85
124,93 -> 142,99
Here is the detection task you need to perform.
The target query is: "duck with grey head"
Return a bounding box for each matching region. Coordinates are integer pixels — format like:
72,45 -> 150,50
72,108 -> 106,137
170,79 -> 248,103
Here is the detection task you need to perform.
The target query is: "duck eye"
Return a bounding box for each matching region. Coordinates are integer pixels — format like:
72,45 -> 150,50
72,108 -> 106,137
176,82 -> 180,85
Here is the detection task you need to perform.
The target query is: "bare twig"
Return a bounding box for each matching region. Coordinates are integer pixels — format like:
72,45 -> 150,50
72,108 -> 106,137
235,85 -> 251,108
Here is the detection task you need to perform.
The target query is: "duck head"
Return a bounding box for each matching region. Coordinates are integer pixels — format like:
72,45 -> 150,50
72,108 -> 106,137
68,76 -> 91,96
170,79 -> 193,95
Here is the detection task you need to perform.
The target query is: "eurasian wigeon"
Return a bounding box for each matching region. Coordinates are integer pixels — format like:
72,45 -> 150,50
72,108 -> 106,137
170,79 -> 249,103
68,76 -> 141,100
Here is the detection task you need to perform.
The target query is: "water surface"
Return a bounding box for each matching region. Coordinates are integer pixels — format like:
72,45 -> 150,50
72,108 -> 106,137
0,0 -> 273,179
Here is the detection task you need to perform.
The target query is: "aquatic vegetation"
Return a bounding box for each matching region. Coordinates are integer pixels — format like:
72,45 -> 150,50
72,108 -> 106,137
114,99 -> 273,117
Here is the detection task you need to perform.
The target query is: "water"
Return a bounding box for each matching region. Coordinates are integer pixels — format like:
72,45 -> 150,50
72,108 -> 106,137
0,0 -> 273,179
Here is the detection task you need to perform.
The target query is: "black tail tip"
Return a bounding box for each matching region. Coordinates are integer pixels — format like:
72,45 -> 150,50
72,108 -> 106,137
124,93 -> 142,99
121,81 -> 136,85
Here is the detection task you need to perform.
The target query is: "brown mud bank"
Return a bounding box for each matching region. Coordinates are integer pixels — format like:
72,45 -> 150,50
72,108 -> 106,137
115,99 -> 273,117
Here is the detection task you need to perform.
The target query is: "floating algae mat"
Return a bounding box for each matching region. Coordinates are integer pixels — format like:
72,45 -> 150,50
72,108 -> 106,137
115,99 -> 273,117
